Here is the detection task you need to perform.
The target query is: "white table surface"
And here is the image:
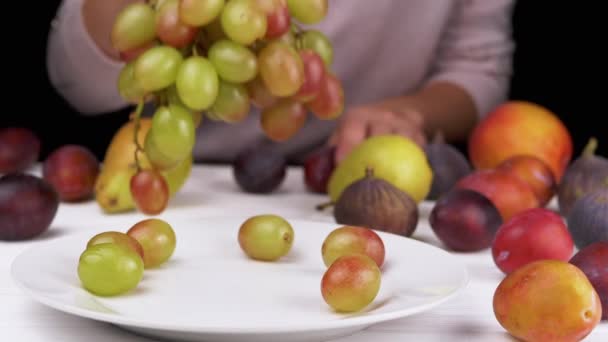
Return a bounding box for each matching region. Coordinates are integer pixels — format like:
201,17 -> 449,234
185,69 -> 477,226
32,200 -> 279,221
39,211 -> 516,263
2,164 -> 607,342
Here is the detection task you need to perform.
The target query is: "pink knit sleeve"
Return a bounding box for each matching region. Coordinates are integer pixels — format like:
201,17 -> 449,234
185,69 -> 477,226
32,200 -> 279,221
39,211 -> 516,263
46,0 -> 128,115
425,0 -> 516,118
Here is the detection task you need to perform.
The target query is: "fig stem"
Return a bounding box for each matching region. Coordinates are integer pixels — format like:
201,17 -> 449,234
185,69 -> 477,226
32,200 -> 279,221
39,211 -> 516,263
315,201 -> 334,211
583,137 -> 598,157
365,166 -> 375,178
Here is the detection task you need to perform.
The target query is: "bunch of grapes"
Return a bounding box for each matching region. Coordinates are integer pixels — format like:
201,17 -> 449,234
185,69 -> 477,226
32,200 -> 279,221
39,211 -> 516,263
112,0 -> 343,215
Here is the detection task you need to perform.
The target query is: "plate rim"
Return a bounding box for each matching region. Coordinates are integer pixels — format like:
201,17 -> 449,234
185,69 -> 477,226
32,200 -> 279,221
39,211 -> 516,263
11,216 -> 470,334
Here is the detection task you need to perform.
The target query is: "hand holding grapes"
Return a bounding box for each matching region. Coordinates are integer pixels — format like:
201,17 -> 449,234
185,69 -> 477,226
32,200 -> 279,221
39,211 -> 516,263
328,105 -> 427,163
106,0 -> 342,215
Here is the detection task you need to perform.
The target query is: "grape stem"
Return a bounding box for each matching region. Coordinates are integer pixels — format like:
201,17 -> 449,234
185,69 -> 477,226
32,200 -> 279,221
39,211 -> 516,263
131,99 -> 145,172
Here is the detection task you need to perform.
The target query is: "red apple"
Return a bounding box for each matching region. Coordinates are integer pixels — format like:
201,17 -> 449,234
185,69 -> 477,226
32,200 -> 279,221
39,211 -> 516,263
492,208 -> 574,274
496,154 -> 557,207
468,101 -> 573,182
455,169 -> 540,221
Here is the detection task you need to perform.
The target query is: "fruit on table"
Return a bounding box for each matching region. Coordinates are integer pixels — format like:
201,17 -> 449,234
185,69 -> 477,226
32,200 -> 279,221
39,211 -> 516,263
127,218 -> 177,268
423,132 -> 472,200
455,169 -> 539,221
328,135 -> 433,204
0,173 -> 59,241
429,189 -> 502,252
42,145 -> 100,202
233,144 -> 287,193
130,169 -> 169,215
569,242 -> 608,321
0,127 -> 40,174
87,231 -> 145,261
95,118 -> 191,214
333,167 -> 419,238
468,101 -> 573,183
496,154 -> 556,208
493,260 -> 602,342
238,214 -> 294,261
321,226 -> 385,268
491,208 -> 574,274
557,138 -> 608,217
566,187 -> 608,250
321,254 -> 381,313
303,145 -> 335,194
78,243 -> 144,297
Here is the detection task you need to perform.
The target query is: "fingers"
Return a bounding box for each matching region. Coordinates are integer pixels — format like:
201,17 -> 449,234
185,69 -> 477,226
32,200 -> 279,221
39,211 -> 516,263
333,114 -> 367,163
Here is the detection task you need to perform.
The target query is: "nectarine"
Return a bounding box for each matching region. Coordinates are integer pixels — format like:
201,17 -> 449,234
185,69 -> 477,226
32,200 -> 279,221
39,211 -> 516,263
469,101 -> 573,182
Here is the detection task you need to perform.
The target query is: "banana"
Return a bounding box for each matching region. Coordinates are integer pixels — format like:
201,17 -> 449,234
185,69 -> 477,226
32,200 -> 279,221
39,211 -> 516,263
94,117 -> 193,214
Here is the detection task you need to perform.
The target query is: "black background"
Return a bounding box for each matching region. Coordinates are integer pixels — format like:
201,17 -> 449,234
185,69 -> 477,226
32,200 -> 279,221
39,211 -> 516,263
4,1 -> 607,163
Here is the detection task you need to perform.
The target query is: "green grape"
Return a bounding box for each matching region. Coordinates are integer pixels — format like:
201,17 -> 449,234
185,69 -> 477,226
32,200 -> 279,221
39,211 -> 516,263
258,41 -> 304,97
148,104 -> 196,163
208,81 -> 251,123
208,40 -> 258,83
180,0 -> 225,26
134,46 -> 183,92
300,30 -> 333,67
144,131 -> 180,170
166,85 -> 204,127
118,62 -> 147,103
176,56 -> 219,110
221,0 -> 267,45
286,0 -> 327,25
78,243 -> 144,296
238,214 -> 294,261
127,218 -> 177,268
260,98 -> 307,142
111,3 -> 156,52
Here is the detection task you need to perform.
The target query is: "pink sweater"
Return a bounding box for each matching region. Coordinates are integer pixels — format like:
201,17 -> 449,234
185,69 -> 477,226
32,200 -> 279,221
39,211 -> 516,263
47,0 -> 516,162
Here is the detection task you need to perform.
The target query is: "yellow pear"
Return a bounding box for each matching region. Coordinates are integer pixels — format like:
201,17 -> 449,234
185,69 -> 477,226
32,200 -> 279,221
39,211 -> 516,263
95,118 -> 193,214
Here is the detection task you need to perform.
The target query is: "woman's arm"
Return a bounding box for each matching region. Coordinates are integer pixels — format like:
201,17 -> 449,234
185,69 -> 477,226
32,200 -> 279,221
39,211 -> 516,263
330,0 -> 516,161
46,0 -> 138,115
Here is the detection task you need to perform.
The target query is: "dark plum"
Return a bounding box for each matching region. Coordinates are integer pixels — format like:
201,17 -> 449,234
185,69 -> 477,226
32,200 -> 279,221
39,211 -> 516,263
424,132 -> 472,200
0,173 -> 59,240
566,187 -> 608,250
43,145 -> 100,202
303,145 -> 335,194
233,144 -> 287,193
569,241 -> 608,321
429,189 -> 503,252
558,138 -> 608,216
0,127 -> 40,174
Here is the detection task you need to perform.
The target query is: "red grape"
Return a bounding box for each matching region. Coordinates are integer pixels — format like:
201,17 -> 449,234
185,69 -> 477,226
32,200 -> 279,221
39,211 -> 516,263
246,75 -> 277,109
262,0 -> 290,38
307,72 -> 344,120
87,231 -> 145,261
261,99 -> 307,142
127,218 -> 177,268
293,49 -> 325,102
130,169 -> 169,215
258,41 -> 304,97
156,0 -> 199,48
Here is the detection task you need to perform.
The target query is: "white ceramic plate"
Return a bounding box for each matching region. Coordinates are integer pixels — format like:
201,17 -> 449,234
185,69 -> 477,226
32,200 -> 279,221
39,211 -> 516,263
11,217 -> 468,342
